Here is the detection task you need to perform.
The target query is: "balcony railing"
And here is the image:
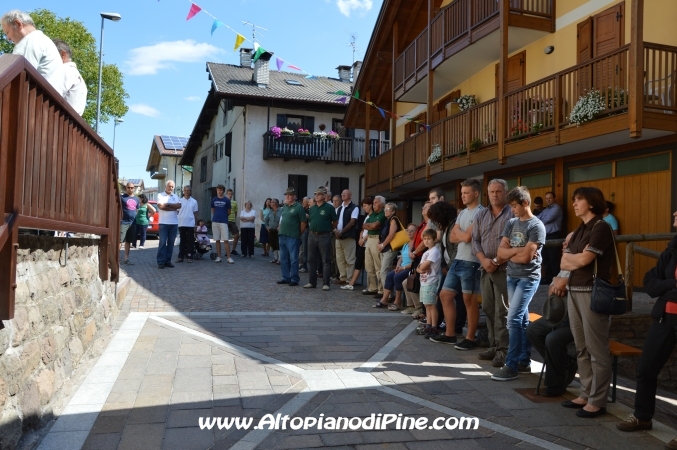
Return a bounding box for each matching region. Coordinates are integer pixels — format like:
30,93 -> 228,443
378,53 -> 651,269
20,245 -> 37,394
369,42 -> 677,191
395,0 -> 554,93
263,134 -> 389,163
0,54 -> 121,320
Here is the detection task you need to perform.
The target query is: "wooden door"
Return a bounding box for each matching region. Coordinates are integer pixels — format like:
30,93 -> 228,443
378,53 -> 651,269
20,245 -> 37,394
495,51 -> 526,97
577,18 -> 594,95
593,3 -> 625,91
566,170 -> 672,287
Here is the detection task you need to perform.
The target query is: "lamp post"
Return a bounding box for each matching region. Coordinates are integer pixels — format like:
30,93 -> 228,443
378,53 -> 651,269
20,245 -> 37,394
96,12 -> 121,134
113,118 -> 123,150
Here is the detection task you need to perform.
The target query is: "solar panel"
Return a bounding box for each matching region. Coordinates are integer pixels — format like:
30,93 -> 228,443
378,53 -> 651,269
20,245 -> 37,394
160,135 -> 188,150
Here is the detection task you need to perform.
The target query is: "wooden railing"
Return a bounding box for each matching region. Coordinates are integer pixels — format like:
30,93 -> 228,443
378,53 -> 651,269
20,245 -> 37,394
396,0 -> 553,92
505,45 -> 630,140
263,134 -> 389,163
0,54 -> 121,320
643,43 -> 677,114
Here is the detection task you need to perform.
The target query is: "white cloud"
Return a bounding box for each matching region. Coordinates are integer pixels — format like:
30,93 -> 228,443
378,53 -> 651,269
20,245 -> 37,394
130,104 -> 161,118
336,0 -> 373,16
184,96 -> 201,102
125,40 -> 223,76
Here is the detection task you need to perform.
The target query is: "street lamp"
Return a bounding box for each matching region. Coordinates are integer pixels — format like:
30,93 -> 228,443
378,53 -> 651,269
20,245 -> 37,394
113,118 -> 123,151
95,12 -> 121,134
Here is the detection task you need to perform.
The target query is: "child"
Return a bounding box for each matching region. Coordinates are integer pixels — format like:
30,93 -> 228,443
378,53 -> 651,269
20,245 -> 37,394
417,228 -> 442,339
196,220 -> 210,246
493,186 -> 546,381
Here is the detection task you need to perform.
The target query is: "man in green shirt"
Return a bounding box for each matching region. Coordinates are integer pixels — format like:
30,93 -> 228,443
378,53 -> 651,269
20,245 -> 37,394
226,188 -> 240,255
277,187 -> 307,286
362,195 -> 386,294
304,186 -> 338,290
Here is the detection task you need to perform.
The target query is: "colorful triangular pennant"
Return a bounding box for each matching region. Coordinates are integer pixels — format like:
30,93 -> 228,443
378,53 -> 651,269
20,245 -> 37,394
186,3 -> 201,20
275,57 -> 284,71
211,20 -> 224,36
233,33 -> 245,50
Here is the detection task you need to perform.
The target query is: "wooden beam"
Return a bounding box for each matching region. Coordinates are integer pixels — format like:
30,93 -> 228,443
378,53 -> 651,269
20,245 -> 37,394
497,0 -> 509,164
426,0 -> 434,182
399,0 -> 427,53
365,91 -> 371,190
628,0 -> 644,138
391,21 -> 399,193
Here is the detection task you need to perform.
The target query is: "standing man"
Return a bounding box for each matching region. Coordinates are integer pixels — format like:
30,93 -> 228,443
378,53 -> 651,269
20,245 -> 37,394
334,189 -> 358,285
539,191 -> 564,283
226,188 -> 240,256
211,185 -> 234,264
277,187 -> 307,286
299,197 -> 311,273
120,182 -> 139,265
362,196 -> 386,295
493,186 -> 545,381
467,179 -> 512,367
156,180 -> 181,269
439,179 -> 484,350
177,185 -> 198,263
304,187 -> 338,291
1,10 -> 64,94
330,194 -> 342,280
52,39 -> 86,115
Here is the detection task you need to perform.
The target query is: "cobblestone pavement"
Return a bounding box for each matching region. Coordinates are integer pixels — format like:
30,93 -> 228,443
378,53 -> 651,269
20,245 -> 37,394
35,241 -> 676,449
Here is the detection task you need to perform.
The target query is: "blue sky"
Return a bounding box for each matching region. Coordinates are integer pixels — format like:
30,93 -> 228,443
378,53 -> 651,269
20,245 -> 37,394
14,0 -> 381,187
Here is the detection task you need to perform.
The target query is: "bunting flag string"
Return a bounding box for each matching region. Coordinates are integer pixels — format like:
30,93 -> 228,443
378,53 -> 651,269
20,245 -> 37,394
332,90 -> 431,128
174,1 -> 332,83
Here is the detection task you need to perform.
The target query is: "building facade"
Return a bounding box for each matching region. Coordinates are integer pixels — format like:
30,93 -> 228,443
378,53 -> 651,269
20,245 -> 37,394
345,0 -> 677,285
146,135 -> 193,194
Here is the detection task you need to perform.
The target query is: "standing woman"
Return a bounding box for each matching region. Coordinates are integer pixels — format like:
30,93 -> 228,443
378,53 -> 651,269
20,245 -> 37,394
135,194 -> 155,249
239,201 -> 256,257
376,203 -> 402,300
560,187 -> 615,418
260,198 -> 272,256
265,198 -> 281,264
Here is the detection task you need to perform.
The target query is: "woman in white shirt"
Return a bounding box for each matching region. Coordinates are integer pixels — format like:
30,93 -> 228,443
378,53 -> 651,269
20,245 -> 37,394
239,201 -> 257,257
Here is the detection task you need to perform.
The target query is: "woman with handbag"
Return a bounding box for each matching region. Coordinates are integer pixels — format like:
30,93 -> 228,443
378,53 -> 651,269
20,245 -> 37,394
559,187 -> 616,418
374,224 -> 417,310
374,203 -> 403,300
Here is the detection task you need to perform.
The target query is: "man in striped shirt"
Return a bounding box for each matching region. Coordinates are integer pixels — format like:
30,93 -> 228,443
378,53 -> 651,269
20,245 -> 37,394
471,179 -> 512,367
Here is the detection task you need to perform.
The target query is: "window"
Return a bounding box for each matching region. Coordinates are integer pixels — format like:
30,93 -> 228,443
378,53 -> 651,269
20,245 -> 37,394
569,163 -> 613,183
330,177 -> 349,197
277,114 -> 315,133
222,99 -> 233,126
219,142 -> 224,159
505,178 -> 518,190
200,156 -> 207,182
212,145 -> 217,162
285,79 -> 303,86
617,153 -> 670,177
521,172 -> 551,189
225,132 -> 232,157
288,175 -> 308,199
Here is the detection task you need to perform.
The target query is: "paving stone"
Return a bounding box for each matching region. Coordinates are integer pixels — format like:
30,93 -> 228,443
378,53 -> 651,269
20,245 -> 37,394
166,408 -> 213,428
169,390 -> 213,409
90,415 -> 128,434
126,405 -> 168,424
118,423 -> 165,450
320,430 -> 365,446
81,432 -> 122,450
163,427 -> 215,450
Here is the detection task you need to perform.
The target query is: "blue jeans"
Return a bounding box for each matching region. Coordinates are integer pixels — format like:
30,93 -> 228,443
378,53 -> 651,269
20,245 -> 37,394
505,275 -> 540,371
279,235 -> 301,283
157,224 -> 178,265
299,229 -> 309,270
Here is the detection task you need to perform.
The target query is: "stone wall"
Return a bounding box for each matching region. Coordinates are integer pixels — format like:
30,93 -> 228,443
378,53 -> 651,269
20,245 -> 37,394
0,235 -> 119,448
610,313 -> 677,392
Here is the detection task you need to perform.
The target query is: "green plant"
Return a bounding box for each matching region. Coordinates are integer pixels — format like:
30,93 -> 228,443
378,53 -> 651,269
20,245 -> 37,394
469,138 -> 483,152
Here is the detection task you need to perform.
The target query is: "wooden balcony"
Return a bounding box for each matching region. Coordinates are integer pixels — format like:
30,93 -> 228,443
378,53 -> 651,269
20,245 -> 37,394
394,0 -> 554,100
0,54 -> 121,320
262,133 -> 390,164
368,42 -> 677,195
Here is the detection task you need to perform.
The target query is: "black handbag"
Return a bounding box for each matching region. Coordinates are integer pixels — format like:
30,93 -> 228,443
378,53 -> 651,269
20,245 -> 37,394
590,221 -> 627,315
406,256 -> 421,294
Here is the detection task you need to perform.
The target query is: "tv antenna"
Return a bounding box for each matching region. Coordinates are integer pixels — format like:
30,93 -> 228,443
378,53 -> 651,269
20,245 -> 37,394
345,31 -> 360,65
242,21 -> 267,46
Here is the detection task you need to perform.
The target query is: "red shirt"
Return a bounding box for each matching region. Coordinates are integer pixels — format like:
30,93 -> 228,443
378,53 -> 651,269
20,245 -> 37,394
413,221 -> 428,256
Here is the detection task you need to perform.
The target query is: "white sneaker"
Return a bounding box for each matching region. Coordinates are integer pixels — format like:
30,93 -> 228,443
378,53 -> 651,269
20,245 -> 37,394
227,258 -> 234,264
322,285 -> 330,291
215,257 -> 222,263
138,246 -> 145,249
340,284 -> 354,290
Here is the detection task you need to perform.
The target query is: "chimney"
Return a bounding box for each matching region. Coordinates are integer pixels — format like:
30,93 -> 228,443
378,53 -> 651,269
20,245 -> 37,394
352,61 -> 362,84
253,51 -> 273,88
239,48 -> 253,68
337,65 -> 352,83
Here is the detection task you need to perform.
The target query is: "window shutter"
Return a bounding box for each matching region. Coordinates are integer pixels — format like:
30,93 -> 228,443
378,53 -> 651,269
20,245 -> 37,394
225,132 -> 232,157
276,114 -> 286,128
304,116 -> 315,133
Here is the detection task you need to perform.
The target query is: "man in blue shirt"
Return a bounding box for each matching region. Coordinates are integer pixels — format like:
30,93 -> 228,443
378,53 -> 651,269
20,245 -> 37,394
538,191 -> 563,283
211,184 -> 233,264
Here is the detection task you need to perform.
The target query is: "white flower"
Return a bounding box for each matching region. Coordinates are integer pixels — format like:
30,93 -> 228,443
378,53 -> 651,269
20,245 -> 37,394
456,95 -> 477,111
427,144 -> 442,165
